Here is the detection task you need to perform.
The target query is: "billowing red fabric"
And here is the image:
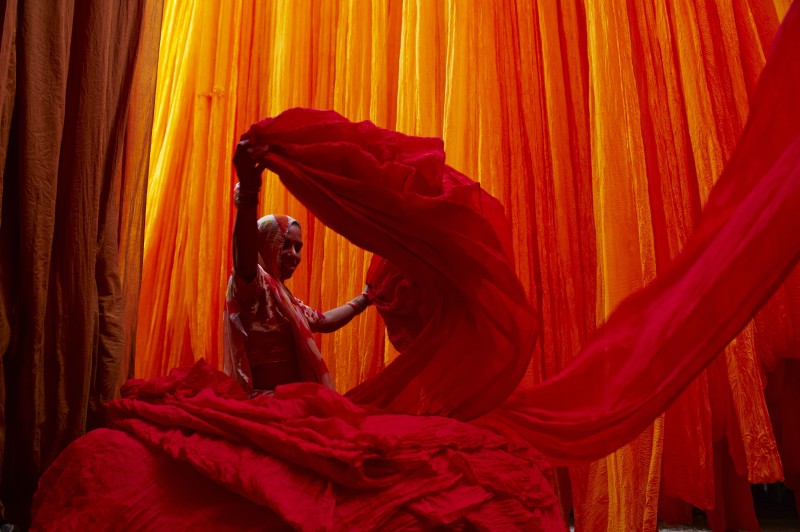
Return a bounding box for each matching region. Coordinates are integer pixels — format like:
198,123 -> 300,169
31,362 -> 565,531
244,108 -> 537,421
476,2 -> 800,462
243,1 -> 800,462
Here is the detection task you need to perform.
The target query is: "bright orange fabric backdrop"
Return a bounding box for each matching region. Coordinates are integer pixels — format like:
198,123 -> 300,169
138,1 -> 795,529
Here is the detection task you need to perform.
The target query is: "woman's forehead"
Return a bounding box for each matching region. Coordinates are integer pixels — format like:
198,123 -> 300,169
286,224 -> 302,239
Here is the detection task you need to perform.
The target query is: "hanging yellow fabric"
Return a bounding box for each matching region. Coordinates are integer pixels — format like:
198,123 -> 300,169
139,1 -> 791,529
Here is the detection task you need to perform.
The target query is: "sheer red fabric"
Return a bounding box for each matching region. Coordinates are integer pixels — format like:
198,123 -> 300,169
242,0 -> 800,461
244,110 -> 537,421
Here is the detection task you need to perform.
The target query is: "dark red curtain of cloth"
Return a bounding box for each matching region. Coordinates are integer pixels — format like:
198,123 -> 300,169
0,0 -> 162,524
243,0 -> 800,463
758,263 -> 800,501
765,358 -> 800,508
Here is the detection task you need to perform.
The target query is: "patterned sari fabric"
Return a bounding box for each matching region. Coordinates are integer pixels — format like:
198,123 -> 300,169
224,214 -> 334,394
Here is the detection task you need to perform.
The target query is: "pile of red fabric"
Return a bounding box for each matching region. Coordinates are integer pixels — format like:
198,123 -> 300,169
33,362 -> 563,530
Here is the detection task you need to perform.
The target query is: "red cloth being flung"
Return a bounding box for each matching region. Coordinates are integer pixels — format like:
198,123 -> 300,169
245,109 -> 537,422
243,0 -> 800,463
31,362 -> 565,531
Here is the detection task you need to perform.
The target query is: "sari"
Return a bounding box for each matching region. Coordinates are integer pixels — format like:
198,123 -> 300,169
223,213 -> 334,394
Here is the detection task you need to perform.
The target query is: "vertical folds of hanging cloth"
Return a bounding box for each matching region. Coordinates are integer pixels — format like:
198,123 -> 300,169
137,11 -> 795,530
242,0 -> 800,504
90,0 -> 800,529
0,0 -> 163,523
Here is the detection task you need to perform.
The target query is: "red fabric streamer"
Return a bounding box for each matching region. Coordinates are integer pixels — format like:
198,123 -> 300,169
241,0 -> 800,462
477,3 -> 800,462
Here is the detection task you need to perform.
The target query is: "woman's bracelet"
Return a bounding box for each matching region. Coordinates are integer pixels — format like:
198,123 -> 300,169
234,183 -> 260,208
346,294 -> 370,313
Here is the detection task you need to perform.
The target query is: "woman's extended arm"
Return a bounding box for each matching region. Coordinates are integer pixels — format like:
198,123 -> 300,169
232,140 -> 265,282
311,293 -> 371,333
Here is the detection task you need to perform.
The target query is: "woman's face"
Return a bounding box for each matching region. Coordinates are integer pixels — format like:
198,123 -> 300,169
279,224 -> 303,280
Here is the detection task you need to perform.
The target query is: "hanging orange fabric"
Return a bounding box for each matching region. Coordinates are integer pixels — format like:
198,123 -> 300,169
239,0 -> 800,452
30,8 -> 800,529
0,0 -> 163,524
138,1 -> 795,530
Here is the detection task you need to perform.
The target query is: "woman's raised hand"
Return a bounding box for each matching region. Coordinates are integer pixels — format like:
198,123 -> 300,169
233,139 -> 267,191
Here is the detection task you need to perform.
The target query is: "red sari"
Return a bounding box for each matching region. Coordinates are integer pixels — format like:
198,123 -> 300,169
224,213 -> 335,394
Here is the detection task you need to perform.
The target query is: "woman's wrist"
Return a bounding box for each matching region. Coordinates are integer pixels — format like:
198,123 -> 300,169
234,182 -> 260,208
346,294 -> 370,313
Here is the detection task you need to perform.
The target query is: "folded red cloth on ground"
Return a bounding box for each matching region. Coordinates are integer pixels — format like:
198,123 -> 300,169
32,362 -> 564,531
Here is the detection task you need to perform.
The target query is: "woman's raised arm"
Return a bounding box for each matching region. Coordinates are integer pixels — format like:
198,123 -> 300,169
232,140 -> 265,282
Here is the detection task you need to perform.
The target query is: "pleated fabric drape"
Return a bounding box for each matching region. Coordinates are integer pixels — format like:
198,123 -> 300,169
0,0 -> 163,524
139,1 -> 798,530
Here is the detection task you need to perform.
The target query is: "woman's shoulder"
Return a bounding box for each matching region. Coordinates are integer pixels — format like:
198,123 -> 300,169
229,264 -> 273,302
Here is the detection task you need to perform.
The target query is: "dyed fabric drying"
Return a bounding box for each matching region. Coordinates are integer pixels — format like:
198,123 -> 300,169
482,0 -> 800,462
34,5 -> 800,527
31,362 -> 565,531
0,0 -> 163,523
29,2 -> 800,530
133,2 -> 797,529
239,0 -> 800,457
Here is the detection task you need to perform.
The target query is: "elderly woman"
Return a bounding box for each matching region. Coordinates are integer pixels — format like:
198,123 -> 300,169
224,139 -> 371,395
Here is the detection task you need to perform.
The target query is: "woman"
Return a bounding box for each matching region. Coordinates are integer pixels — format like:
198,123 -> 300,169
224,139 -> 371,395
